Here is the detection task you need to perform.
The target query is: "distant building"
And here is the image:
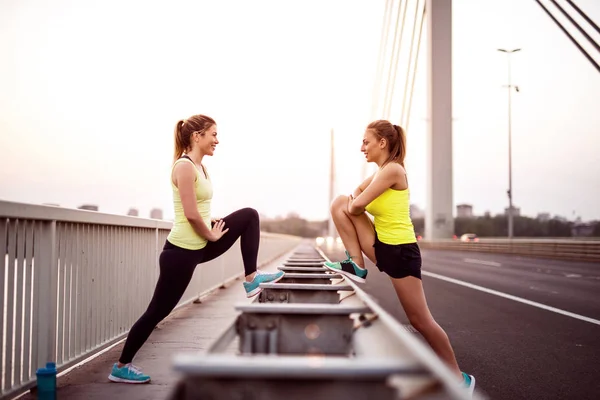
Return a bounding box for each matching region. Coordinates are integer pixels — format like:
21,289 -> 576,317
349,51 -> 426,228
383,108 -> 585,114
504,206 -> 520,217
483,210 -> 491,218
456,204 -> 473,218
127,208 -> 139,217
572,222 -> 594,237
150,208 -> 163,220
536,212 -> 551,222
78,204 -> 98,211
410,204 -> 425,219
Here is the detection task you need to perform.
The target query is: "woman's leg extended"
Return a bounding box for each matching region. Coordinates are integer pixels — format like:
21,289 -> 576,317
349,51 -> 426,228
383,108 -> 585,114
389,276 -> 463,379
117,248 -> 198,365
202,207 -> 260,278
329,195 -> 376,267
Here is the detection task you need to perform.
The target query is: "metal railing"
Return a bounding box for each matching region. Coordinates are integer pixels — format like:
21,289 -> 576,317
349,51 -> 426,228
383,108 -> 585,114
0,200 -> 301,399
418,238 -> 600,262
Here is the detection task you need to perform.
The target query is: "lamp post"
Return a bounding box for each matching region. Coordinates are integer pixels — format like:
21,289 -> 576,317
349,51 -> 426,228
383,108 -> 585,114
497,48 -> 521,238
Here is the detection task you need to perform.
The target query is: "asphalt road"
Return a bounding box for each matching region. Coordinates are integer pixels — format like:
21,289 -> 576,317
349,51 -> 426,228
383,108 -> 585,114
319,245 -> 600,400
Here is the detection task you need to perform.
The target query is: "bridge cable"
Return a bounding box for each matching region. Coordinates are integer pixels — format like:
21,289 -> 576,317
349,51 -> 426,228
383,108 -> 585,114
384,0 -> 409,119
378,0 -> 398,120
551,0 -> 600,55
371,0 -> 394,121
400,0 -> 424,128
404,1 -> 426,134
534,0 -> 600,73
381,0 -> 401,119
565,0 -> 600,35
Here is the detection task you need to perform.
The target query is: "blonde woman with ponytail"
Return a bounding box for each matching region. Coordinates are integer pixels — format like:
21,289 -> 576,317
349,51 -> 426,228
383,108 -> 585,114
323,120 -> 475,395
108,114 -> 284,384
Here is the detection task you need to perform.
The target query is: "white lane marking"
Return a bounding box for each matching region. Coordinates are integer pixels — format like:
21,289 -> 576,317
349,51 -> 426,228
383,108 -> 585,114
564,274 -> 582,278
463,258 -> 502,267
529,286 -> 560,295
422,271 -> 600,326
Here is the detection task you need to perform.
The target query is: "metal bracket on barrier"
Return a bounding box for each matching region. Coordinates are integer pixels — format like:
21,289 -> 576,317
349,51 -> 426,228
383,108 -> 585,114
283,261 -> 327,267
258,282 -> 353,304
280,272 -> 340,284
278,265 -> 328,272
234,303 -> 370,356
169,354 -> 429,400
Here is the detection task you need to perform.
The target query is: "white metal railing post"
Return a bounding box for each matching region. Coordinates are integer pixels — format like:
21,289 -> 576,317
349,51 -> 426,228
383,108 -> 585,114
34,220 -> 59,369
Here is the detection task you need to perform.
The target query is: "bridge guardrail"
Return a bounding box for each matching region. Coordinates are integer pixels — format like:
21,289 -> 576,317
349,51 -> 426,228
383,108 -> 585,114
169,243 -> 482,400
0,200 -> 301,400
418,238 -> 600,262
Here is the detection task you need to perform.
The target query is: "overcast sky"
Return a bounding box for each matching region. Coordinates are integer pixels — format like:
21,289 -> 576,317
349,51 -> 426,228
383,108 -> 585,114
1,0 -> 599,222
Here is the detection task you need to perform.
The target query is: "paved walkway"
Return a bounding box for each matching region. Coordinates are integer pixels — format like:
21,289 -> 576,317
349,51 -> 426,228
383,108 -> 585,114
21,251 -> 295,400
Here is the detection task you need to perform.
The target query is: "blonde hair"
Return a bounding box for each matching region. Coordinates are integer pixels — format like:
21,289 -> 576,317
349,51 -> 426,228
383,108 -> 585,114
367,120 -> 406,166
173,114 -> 216,162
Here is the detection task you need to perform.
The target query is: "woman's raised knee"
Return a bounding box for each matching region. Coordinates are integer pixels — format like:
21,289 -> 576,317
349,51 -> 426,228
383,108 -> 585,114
330,195 -> 349,213
240,207 -> 259,221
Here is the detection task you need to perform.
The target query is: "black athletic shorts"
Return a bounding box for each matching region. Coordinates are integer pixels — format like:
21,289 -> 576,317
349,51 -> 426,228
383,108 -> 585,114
373,234 -> 422,280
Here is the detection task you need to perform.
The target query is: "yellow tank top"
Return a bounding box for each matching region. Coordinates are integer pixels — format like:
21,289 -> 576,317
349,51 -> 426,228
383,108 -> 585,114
167,157 -> 213,250
365,188 -> 416,245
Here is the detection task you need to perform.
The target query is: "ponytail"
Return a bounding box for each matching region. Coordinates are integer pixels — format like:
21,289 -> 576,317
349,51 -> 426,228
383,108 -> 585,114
366,120 -> 407,167
173,120 -> 187,163
172,114 -> 217,163
391,124 -> 406,167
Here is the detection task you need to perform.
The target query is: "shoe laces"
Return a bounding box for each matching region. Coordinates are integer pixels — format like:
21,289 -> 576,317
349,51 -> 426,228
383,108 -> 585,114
341,250 -> 355,264
125,364 -> 144,376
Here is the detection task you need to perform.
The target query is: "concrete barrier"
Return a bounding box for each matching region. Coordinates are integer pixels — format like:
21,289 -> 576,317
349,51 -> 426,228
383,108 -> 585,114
418,238 -> 600,262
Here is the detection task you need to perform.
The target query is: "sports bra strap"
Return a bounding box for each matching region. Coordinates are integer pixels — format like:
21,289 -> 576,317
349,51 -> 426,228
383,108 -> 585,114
175,154 -> 208,179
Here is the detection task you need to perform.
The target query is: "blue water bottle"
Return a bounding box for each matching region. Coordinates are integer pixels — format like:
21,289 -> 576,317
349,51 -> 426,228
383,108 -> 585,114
36,362 -> 57,400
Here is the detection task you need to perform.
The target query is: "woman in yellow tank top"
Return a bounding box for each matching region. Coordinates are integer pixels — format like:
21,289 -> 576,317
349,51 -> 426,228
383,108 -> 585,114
108,114 -> 284,384
323,120 -> 475,393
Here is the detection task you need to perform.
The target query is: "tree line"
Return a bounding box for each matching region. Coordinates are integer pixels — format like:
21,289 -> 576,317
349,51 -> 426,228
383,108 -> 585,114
260,213 -> 600,238
412,215 -> 599,238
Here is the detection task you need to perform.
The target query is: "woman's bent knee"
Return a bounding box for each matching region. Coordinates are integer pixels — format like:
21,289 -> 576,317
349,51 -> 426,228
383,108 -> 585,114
330,195 -> 349,213
239,207 -> 259,221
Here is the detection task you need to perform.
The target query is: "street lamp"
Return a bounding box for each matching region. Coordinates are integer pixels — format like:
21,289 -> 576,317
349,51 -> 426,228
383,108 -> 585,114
497,48 -> 521,239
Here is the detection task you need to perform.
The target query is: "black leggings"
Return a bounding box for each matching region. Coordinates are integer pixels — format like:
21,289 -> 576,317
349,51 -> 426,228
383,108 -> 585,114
118,207 -> 260,364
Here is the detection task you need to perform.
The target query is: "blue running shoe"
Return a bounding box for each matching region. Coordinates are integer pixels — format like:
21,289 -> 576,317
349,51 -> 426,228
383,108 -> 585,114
462,372 -> 475,396
323,251 -> 368,283
243,270 -> 285,297
108,363 -> 150,383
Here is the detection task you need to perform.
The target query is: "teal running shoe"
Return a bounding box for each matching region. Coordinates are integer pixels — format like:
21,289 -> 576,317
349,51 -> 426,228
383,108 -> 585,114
243,270 -> 285,297
323,251 -> 368,283
108,363 -> 150,384
462,372 -> 475,396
